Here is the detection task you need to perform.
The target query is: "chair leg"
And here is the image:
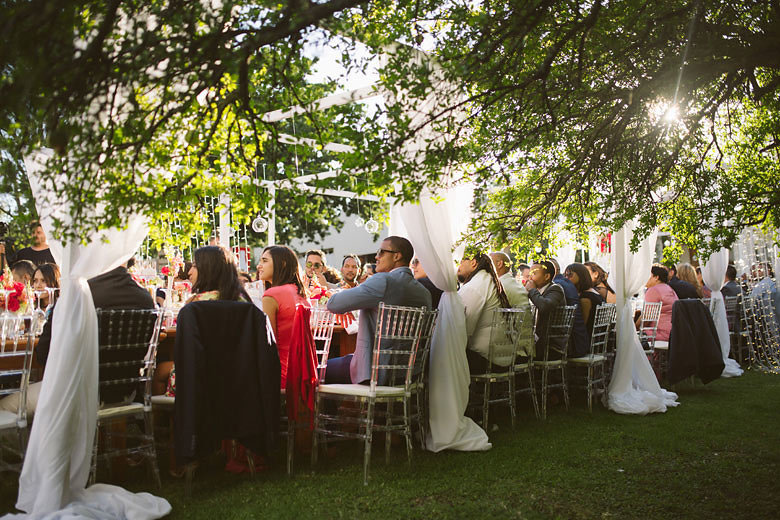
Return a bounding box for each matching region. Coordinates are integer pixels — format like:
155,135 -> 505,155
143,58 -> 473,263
144,411 -> 162,489
540,367 -> 548,420
586,365 -> 593,413
385,400 -> 393,465
363,398 -> 375,486
311,394 -> 321,470
403,398 -> 413,465
89,423 -> 99,486
482,381 -> 491,429
527,368 -> 540,420
561,365 -> 570,410
508,376 -> 516,430
287,420 -> 295,476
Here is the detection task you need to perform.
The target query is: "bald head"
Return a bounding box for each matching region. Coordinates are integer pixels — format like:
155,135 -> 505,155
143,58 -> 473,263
489,252 -> 511,277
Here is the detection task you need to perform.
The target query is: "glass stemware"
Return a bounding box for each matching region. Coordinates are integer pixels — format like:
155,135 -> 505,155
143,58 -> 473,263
32,289 -> 48,336
0,288 -> 12,352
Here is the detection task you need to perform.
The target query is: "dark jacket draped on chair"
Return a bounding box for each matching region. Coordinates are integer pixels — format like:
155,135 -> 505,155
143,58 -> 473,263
667,299 -> 725,384
174,300 -> 280,465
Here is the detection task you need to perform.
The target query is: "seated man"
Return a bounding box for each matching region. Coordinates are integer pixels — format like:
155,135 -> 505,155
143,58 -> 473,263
489,252 -> 533,359
458,253 -> 512,373
339,254 -> 362,289
11,259 -> 36,284
325,236 -> 431,384
721,265 -> 742,298
525,261 -> 567,359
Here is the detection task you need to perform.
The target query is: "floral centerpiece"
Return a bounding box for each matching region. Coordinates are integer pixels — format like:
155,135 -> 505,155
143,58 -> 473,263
161,247 -> 185,308
0,267 -> 30,314
308,281 -> 331,306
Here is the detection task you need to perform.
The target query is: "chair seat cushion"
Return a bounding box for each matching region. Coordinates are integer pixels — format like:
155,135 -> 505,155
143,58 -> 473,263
151,395 -> 175,406
569,354 -> 606,364
0,410 -> 19,429
534,360 -> 566,366
98,402 -> 144,419
654,340 -> 669,350
317,383 -> 415,397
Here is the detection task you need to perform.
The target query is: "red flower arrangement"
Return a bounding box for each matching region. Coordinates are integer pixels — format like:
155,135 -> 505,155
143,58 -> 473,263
161,266 -> 172,276
0,268 -> 29,313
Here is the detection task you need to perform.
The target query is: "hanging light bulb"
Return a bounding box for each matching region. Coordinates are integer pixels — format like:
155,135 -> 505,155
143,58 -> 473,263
354,216 -> 365,228
663,240 -> 671,247
365,218 -> 380,234
534,245 -> 542,253
252,215 -> 269,233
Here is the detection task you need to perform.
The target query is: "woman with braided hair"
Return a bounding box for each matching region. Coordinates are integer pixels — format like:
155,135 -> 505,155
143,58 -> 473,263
457,252 -> 512,373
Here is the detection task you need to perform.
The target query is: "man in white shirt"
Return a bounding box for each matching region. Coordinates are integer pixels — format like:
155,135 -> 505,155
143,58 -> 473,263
457,253 -> 512,373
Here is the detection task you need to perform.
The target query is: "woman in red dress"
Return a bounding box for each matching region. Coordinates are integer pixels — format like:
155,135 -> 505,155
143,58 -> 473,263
257,245 -> 311,388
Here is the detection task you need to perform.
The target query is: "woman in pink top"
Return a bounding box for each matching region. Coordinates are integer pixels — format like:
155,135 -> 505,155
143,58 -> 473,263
257,245 -> 310,388
643,264 -> 678,341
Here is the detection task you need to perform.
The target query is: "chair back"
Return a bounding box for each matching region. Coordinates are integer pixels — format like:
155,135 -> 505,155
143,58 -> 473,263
369,303 -> 426,390
0,316 -> 35,429
309,306 -> 337,380
411,309 -> 439,387
589,304 -> 617,357
485,308 -> 525,373
724,295 -> 739,331
538,305 -> 576,362
701,298 -> 712,314
95,308 -> 162,409
638,301 -> 662,348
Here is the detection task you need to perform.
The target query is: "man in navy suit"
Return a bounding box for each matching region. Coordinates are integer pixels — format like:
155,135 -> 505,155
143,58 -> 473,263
326,236 -> 432,384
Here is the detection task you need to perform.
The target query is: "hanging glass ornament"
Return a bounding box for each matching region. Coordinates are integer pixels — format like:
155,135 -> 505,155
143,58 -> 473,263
251,215 -> 269,233
365,218 -> 380,234
354,216 -> 365,228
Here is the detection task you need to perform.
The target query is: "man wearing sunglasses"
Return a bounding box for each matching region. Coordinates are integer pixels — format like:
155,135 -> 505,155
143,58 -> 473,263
304,249 -> 338,290
325,236 -> 432,385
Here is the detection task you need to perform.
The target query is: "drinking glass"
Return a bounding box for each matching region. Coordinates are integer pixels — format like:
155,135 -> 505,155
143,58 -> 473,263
32,290 -> 48,336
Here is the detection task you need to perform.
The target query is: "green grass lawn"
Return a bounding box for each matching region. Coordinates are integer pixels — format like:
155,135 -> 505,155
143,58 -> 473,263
3,370 -> 780,519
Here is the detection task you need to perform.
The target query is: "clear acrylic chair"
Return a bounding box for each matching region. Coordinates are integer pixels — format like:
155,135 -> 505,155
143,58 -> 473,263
89,308 -> 163,488
311,303 -> 427,485
469,308 -> 526,430
408,308 -> 438,447
723,295 -> 740,362
533,305 -> 575,420
568,304 -> 617,412
638,301 -> 662,355
514,306 -> 539,419
281,305 -> 337,476
0,315 -> 35,474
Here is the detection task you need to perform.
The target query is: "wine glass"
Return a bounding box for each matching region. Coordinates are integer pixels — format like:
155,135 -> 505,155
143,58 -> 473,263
32,289 -> 48,336
0,289 -> 12,351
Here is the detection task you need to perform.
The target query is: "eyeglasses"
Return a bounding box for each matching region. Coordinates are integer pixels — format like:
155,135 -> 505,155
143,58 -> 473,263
306,262 -> 323,269
376,248 -> 399,257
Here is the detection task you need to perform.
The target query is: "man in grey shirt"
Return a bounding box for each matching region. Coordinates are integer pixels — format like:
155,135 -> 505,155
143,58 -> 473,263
326,236 -> 432,384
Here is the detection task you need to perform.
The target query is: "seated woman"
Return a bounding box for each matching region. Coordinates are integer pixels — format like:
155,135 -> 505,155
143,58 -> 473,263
677,262 -> 703,298
32,262 -> 60,309
565,262 -> 604,336
584,261 -> 616,304
641,264 -> 678,342
257,245 -> 311,389
695,266 -> 712,297
159,246 -> 250,398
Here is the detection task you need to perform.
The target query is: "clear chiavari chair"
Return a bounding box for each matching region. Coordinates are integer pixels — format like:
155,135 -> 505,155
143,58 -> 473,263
723,295 -> 740,362
534,305 -> 575,420
89,308 -> 163,488
638,301 -> 663,355
311,303 -> 427,486
569,304 -> 617,412
514,305 -> 539,420
468,308 -> 525,430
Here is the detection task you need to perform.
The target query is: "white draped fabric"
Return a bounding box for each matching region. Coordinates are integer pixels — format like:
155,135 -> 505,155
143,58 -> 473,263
396,186 -> 491,452
607,223 -> 679,415
701,248 -> 744,378
12,151 -> 171,519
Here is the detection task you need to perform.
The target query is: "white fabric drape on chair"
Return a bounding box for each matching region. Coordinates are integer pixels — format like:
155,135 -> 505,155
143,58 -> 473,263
607,223 -> 679,415
12,151 -> 171,519
396,186 -> 491,452
701,248 -> 743,378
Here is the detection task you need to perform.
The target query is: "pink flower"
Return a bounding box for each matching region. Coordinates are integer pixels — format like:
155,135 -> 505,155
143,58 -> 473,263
7,294 -> 19,312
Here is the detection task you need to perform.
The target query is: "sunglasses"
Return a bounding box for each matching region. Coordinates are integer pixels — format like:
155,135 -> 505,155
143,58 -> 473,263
377,248 -> 399,257
306,262 -> 323,269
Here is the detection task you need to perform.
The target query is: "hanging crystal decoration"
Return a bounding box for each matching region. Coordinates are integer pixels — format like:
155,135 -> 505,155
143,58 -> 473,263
364,218 -> 380,234
252,215 -> 269,233
354,216 -> 365,228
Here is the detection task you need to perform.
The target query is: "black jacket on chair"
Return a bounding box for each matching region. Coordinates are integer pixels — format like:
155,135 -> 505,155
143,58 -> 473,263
174,300 -> 280,465
667,299 -> 725,384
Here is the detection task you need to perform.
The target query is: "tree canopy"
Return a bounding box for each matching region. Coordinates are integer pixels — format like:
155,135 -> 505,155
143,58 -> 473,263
1,0 -> 778,257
